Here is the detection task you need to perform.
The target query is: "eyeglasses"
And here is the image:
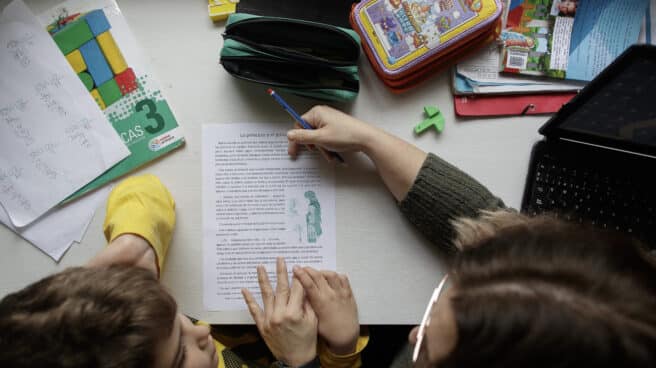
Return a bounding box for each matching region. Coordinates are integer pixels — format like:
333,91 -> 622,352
412,274 -> 450,364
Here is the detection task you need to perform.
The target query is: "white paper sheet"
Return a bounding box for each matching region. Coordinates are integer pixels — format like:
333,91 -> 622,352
474,81 -> 583,94
0,186 -> 110,261
0,0 -> 129,227
202,124 -> 336,311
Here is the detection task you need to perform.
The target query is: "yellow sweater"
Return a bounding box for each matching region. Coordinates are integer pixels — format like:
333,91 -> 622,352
103,175 -> 368,368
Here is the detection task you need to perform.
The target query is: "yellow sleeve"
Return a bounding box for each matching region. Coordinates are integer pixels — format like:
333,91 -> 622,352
103,175 -> 175,275
318,334 -> 369,368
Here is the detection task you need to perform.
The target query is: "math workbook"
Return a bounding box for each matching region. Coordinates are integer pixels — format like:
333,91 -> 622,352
41,0 -> 185,199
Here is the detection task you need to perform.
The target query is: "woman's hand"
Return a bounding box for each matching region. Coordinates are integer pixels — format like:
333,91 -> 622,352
287,105 -> 381,158
287,105 -> 426,200
294,266 -> 360,355
242,258 -> 318,367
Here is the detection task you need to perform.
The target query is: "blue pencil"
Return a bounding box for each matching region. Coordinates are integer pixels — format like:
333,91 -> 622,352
267,89 -> 345,163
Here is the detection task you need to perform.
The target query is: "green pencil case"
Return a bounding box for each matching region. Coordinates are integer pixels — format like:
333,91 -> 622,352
220,13 -> 361,102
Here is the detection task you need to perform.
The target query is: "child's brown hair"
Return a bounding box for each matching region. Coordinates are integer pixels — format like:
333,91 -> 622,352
0,266 -> 177,368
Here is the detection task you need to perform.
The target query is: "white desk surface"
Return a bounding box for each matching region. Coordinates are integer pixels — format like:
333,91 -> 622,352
0,0 -> 544,324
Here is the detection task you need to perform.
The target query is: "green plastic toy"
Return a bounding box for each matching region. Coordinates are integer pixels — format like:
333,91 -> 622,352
414,106 -> 445,134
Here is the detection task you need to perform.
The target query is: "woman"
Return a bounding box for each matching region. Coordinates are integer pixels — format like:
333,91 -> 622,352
286,106 -> 656,367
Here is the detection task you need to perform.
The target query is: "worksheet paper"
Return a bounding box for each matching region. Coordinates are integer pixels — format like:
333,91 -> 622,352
202,124 -> 336,311
0,0 -> 129,227
0,186 -> 111,261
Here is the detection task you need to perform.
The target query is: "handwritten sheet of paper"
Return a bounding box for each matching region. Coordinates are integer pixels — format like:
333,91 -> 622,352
0,186 -> 110,261
0,0 -> 129,227
202,124 -> 336,311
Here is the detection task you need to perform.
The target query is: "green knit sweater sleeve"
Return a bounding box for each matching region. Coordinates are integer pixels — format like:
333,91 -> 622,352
399,153 -> 505,253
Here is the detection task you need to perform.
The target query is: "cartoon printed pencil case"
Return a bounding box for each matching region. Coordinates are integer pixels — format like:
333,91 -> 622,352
220,13 -> 361,102
350,0 -> 502,92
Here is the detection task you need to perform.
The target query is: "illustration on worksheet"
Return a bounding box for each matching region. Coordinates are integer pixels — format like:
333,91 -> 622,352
287,197 -> 304,243
305,191 -> 322,243
363,0 -> 482,63
286,190 -> 323,244
288,197 -> 299,216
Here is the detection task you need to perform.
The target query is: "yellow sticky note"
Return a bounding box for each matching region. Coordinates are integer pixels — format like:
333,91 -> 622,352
96,31 -> 127,74
90,88 -> 106,110
65,49 -> 87,74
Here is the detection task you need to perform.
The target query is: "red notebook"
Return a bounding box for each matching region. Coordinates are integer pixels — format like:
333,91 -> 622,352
454,93 -> 577,117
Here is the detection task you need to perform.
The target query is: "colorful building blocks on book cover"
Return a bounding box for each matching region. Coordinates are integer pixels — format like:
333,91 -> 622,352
79,38 -> 113,86
65,49 -> 86,73
48,9 -> 137,110
84,9 -> 111,36
78,71 -> 94,91
96,31 -> 127,74
97,78 -> 122,106
115,67 -> 137,95
90,88 -> 106,110
52,17 -> 93,55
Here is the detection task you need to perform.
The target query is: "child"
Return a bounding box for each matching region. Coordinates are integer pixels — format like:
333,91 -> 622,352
0,175 -> 367,368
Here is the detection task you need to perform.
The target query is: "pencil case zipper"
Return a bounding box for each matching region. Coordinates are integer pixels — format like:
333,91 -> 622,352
220,56 -> 360,92
224,17 -> 360,67
222,34 -> 354,67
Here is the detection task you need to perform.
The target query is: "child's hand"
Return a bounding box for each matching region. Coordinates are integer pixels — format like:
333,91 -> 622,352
293,266 -> 360,355
287,105 -> 380,160
242,258 -> 318,367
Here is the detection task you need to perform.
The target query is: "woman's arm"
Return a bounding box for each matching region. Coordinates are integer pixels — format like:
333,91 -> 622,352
399,154 -> 505,252
287,106 -> 505,251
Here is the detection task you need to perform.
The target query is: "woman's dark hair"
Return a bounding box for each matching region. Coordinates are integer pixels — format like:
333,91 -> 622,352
442,212 -> 656,368
0,266 -> 177,368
